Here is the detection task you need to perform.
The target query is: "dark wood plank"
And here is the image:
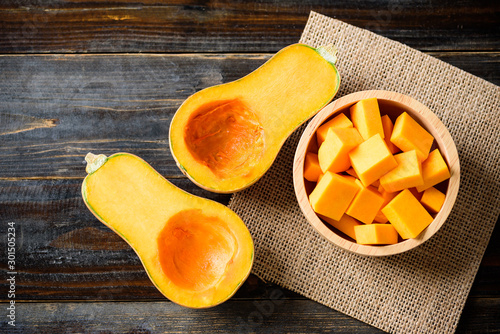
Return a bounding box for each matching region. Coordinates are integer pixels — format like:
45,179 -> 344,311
0,178 -> 498,301
1,6 -> 498,330
0,53 -> 271,179
427,52 -> 500,87
1,297 -> 498,333
0,177 -> 231,301
456,297 -> 500,333
0,299 -> 384,333
468,219 -> 500,298
0,1 -> 499,53
1,52 -> 498,179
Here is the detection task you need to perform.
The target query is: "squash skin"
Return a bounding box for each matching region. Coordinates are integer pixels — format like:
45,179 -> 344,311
170,43 -> 340,193
81,152 -> 254,308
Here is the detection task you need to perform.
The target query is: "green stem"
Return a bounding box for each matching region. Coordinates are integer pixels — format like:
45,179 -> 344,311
85,152 -> 108,174
316,44 -> 338,66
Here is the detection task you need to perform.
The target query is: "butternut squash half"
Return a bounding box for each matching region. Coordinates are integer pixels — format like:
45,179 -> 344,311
81,152 -> 254,308
170,43 -> 340,193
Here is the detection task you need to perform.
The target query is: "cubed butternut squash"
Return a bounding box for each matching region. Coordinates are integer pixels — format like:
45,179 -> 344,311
345,179 -> 385,224
381,189 -> 434,239
381,115 -> 400,154
303,152 -> 322,182
390,112 -> 434,161
349,97 -> 385,140
416,148 -> 451,192
309,172 -> 360,221
420,187 -> 446,213
354,224 -> 399,245
349,134 -> 398,187
379,150 -> 424,192
305,98 -> 452,245
321,214 -> 361,240
318,127 -> 363,173
316,113 -> 353,145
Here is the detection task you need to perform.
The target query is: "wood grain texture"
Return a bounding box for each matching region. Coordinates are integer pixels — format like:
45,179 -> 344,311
456,297 -> 500,333
3,300 -> 386,333
0,2 -> 498,332
1,52 -> 498,179
0,177 -> 497,302
0,54 -> 270,179
1,297 -> 498,333
0,0 -> 499,53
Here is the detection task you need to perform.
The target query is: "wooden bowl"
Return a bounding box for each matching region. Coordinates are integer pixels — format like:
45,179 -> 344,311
293,90 -> 460,256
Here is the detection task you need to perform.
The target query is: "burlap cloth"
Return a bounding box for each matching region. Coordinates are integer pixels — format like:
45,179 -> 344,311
228,11 -> 500,334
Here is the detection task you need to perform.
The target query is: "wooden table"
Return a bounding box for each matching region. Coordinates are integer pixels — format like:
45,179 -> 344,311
1,1 -> 499,333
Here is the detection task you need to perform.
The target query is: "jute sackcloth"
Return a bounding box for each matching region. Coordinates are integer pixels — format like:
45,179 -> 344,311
228,11 -> 500,334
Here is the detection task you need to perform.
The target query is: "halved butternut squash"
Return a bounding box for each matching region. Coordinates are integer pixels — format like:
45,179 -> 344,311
81,152 -> 254,308
170,43 -> 340,193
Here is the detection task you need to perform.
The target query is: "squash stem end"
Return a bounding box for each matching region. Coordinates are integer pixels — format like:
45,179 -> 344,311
316,44 -> 338,66
85,152 -> 108,174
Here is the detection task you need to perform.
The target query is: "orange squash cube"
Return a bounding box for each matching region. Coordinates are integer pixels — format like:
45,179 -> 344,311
345,179 -> 385,224
318,127 -> 363,173
416,149 -> 451,192
349,98 -> 385,140
354,224 -> 399,245
309,172 -> 360,221
303,152 -> 322,182
321,214 -> 361,240
420,187 -> 446,213
390,112 -> 434,161
316,113 -> 353,145
381,189 -> 434,239
381,115 -> 400,154
373,189 -> 399,223
379,150 -> 424,192
349,134 -> 398,187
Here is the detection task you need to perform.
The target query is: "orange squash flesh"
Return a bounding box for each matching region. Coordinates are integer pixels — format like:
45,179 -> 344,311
170,43 -> 340,193
305,97 -> 453,245
184,99 -> 264,179
82,153 -> 254,308
158,209 -> 238,292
